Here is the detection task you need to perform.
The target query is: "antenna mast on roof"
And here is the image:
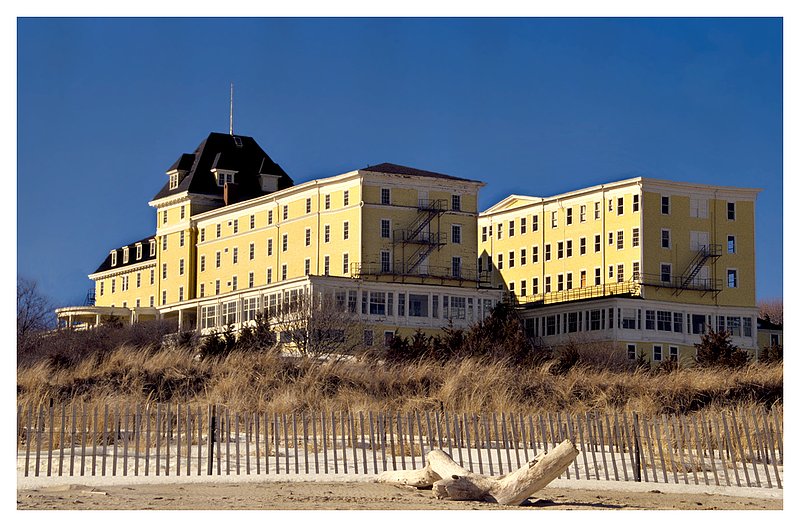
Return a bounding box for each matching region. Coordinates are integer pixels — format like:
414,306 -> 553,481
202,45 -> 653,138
229,82 -> 234,135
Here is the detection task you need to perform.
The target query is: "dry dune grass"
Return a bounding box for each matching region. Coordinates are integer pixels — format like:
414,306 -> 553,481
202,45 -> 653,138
16,344 -> 782,418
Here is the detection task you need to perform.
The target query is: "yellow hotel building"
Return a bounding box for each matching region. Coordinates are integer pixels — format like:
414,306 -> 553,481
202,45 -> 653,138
56,132 -> 503,346
55,131 -> 765,363
478,178 -> 761,364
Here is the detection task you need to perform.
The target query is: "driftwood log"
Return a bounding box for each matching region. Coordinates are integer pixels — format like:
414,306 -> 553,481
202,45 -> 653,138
377,439 -> 579,506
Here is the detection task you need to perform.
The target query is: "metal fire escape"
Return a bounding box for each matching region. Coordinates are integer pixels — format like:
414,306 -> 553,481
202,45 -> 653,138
677,243 -> 723,294
393,199 -> 447,275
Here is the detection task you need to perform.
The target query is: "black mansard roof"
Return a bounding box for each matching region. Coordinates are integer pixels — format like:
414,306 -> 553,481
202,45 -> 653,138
152,132 -> 293,202
360,162 -> 482,184
93,235 -> 157,274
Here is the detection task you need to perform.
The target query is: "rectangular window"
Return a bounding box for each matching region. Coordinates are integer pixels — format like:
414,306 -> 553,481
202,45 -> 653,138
660,263 -> 672,283
520,217 -> 527,234
617,263 -> 624,283
215,280 -> 220,295
673,312 -> 683,333
594,201 -> 600,220
216,224 -> 221,238
661,196 -> 670,214
162,210 -> 168,225
369,292 -> 387,315
381,219 -> 390,239
657,311 -> 672,331
451,194 -> 461,211
248,272 -> 254,288
617,230 -> 624,250
150,269 -> 154,285
304,258 -> 310,276
409,294 -> 429,317
281,264 -> 287,281
669,346 -> 678,361
231,276 -> 238,291
268,210 -> 273,224
162,290 -> 167,305
617,197 -> 624,215
532,277 -> 539,295
627,344 -> 637,361
250,215 -> 255,229
743,317 -> 752,337
594,234 -> 601,253
551,211 -> 558,228
249,243 -> 255,260
594,267 -> 601,285
566,272 -> 573,290
306,197 -> 312,213
201,306 -> 217,330
283,205 -> 288,220
343,221 -> 349,240
645,310 -> 655,330
343,190 -> 350,206
661,229 -> 670,249
689,197 -> 708,218
267,238 -> 273,256
232,219 -> 238,234
200,229 -> 205,243
566,207 -> 573,225
509,220 -> 515,237
520,279 -> 527,297
162,263 -> 167,279
325,194 -> 331,210
497,253 -> 503,270
110,279 -> 115,294
150,241 -> 156,256
608,265 -> 614,279
580,204 -> 586,222
162,236 -> 167,251
381,188 -> 390,205
305,228 -> 312,246
282,233 -> 288,252
452,224 -> 462,244
497,223 -> 503,240
179,259 -> 185,276
727,269 -> 738,288
508,251 -> 515,268
136,272 -> 141,288
727,202 -> 736,220
199,284 -> 204,298
727,235 -> 736,254
178,286 -> 184,302
267,268 -> 272,284
343,253 -> 349,275
532,245 -> 539,263
324,255 -> 330,275
557,241 -> 564,259
632,228 -> 640,248
608,232 -> 614,246
232,247 -> 238,264
381,250 -> 391,273
633,194 -> 640,213
580,237 -> 586,255
653,345 -> 663,362
566,239 -> 573,258
520,248 -> 527,266
481,226 -> 488,242
622,309 -> 637,330
545,276 -> 551,293
452,256 -> 462,278
632,261 -> 640,281
608,199 -> 613,212
532,215 -> 539,231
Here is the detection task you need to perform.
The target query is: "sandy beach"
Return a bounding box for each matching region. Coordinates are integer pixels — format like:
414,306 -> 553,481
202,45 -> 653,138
17,477 -> 782,510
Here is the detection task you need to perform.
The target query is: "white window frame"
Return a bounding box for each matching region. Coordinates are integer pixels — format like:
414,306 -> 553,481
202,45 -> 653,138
727,268 -> 738,288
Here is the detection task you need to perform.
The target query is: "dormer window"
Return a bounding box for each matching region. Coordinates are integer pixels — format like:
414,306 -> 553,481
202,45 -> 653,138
123,247 -> 130,264
215,170 -> 236,187
110,250 -> 117,267
136,243 -> 142,260
149,240 -> 156,256
169,172 -> 180,190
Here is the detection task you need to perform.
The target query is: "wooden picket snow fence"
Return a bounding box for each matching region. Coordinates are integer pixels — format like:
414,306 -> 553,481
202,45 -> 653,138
17,402 -> 782,489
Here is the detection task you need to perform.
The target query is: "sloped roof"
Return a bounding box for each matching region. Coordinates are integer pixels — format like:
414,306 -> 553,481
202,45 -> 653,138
93,235 -> 156,274
360,162 -> 482,184
152,132 -> 293,202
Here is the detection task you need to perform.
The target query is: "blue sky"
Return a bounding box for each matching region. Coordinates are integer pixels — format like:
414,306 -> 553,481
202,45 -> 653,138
17,17 -> 782,307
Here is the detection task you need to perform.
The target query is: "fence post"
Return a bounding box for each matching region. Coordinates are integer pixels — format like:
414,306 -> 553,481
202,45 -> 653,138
632,412 -> 641,482
206,405 -> 214,475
